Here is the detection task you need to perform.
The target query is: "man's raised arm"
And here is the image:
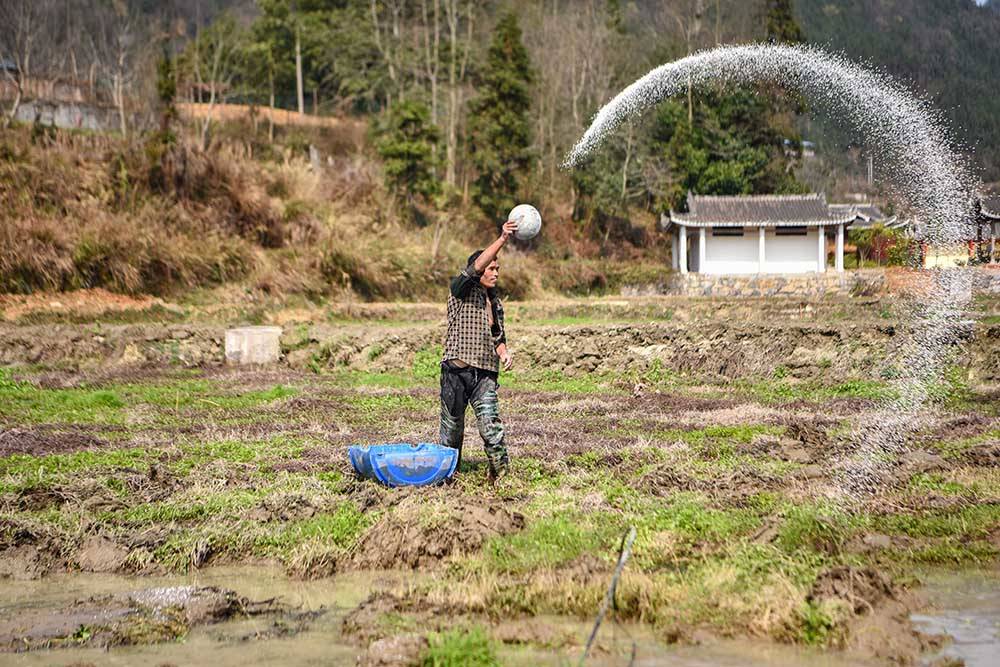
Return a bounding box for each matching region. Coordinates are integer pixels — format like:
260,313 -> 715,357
473,219 -> 519,273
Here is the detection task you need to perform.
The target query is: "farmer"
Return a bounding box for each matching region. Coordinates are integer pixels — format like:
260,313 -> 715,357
440,218 -> 519,481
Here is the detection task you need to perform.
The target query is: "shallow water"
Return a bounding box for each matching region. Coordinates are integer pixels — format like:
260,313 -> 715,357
0,566 -> 377,666
0,566 -> 995,666
910,568 -> 1000,667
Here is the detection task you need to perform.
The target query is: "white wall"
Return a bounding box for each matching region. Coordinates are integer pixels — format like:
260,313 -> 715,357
702,234 -> 758,274
764,228 -> 821,273
692,227 -> 822,274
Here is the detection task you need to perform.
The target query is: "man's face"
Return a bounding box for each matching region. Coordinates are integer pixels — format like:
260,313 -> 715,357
479,259 -> 499,289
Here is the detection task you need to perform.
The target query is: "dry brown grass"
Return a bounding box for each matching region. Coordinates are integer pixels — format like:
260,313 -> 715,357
1,122 -> 671,301
0,128 -> 270,294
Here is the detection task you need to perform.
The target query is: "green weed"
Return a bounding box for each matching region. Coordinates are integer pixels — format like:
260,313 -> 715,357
775,503 -> 858,554
412,346 -> 443,380
422,627 -> 500,667
796,601 -> 837,645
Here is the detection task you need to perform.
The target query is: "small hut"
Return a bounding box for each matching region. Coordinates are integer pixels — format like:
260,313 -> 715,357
662,193 -> 855,274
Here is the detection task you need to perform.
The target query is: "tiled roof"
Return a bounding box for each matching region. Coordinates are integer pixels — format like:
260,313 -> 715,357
669,193 -> 854,227
982,195 -> 1000,219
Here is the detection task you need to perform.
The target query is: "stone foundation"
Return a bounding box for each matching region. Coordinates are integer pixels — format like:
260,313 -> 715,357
631,270 -> 886,298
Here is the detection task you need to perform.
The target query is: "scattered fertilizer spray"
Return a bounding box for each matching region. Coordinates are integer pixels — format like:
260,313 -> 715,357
564,43 -> 979,497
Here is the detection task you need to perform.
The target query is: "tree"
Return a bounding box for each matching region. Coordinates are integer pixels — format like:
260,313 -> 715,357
253,0 -> 342,114
650,88 -> 806,211
0,1 -> 53,128
87,0 -> 140,138
442,0 -> 474,188
765,0 -> 803,43
375,100 -> 441,207
466,12 -> 534,226
155,48 -> 177,136
179,12 -> 245,148
368,0 -> 410,109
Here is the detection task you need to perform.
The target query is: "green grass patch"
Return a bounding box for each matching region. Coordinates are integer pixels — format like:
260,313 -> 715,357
907,473 -> 969,496
103,489 -> 262,525
736,378 -> 894,404
0,372 -> 297,424
872,504 -> 1000,540
341,393 -> 430,423
253,504 -> 372,554
503,369 -> 612,394
483,513 -> 620,574
637,492 -> 759,543
328,370 -> 420,389
171,436 -> 307,475
902,539 -> 998,565
422,626 -> 500,667
412,345 -> 443,380
774,502 -> 859,554
0,381 -> 126,424
0,447 -> 151,478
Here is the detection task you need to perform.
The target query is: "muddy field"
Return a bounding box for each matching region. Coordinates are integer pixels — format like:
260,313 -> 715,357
1,294 -> 999,665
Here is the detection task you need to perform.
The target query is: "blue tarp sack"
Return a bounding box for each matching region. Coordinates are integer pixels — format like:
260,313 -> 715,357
348,443 -> 458,487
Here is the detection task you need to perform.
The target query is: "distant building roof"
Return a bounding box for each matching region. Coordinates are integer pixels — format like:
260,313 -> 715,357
981,194 -> 1000,220
667,193 -> 854,228
827,202 -> 905,230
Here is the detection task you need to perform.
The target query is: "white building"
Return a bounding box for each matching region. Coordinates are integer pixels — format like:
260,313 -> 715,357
663,193 -> 856,275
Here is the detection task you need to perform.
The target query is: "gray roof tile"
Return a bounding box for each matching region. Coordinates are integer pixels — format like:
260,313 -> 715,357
670,193 -> 854,227
981,195 -> 1000,219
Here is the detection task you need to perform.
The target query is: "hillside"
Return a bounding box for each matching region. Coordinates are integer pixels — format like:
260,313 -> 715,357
796,0 -> 1000,181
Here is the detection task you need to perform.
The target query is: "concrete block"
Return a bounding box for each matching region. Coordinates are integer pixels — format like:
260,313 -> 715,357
225,326 -> 282,365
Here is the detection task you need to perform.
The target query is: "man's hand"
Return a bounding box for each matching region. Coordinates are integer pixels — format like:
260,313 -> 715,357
496,343 -> 513,371
500,219 -> 519,242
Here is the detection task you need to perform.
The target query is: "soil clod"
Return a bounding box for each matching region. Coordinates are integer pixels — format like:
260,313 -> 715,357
348,492 -> 525,569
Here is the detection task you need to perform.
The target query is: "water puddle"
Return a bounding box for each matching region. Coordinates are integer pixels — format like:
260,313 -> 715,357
0,566 -> 995,666
0,565 -> 384,666
911,568 -> 1000,667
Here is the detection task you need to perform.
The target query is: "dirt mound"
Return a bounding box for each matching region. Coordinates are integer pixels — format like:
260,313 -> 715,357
808,566 -> 896,615
347,491 -> 525,570
809,566 -> 926,664
927,413 -> 994,441
640,465 -> 697,496
74,536 -> 129,573
0,516 -> 65,579
893,450 -> 950,483
0,545 -> 57,580
0,425 -> 109,457
784,420 -> 831,451
246,493 -> 318,522
963,441 -> 1000,467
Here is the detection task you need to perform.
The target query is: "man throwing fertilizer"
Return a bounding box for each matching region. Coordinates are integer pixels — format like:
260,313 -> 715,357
440,219 -> 518,482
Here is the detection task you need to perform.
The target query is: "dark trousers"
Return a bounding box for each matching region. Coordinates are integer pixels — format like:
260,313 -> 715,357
439,361 -> 508,475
